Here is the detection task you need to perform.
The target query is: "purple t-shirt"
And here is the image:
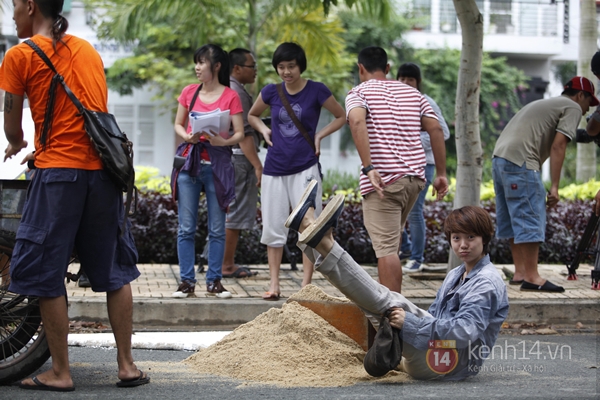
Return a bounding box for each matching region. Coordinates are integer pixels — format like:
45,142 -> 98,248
261,80 -> 332,176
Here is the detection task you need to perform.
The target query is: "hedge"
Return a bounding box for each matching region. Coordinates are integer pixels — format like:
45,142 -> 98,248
129,190 -> 596,267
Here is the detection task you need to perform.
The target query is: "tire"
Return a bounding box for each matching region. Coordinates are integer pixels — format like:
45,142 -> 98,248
0,245 -> 51,385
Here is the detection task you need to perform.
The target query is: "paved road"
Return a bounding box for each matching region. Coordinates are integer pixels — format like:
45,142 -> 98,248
2,334 -> 598,399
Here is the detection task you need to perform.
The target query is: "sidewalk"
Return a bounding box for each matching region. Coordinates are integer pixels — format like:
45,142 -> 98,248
66,262 -> 600,328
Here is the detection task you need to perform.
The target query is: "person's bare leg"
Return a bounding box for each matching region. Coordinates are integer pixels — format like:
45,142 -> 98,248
267,246 -> 283,294
107,284 -> 144,381
301,253 -> 313,287
314,228 -> 335,256
510,241 -> 544,285
377,254 -> 403,293
222,228 -> 240,275
20,296 -> 73,389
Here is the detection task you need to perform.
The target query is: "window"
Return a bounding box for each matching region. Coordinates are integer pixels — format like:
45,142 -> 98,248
439,0 -> 458,33
111,104 -> 156,166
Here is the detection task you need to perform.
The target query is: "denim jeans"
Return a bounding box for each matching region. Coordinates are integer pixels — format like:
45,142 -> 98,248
492,157 -> 545,243
177,166 -> 225,284
401,164 -> 434,262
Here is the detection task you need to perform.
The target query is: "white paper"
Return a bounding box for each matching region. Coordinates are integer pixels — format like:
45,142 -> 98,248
189,109 -> 231,138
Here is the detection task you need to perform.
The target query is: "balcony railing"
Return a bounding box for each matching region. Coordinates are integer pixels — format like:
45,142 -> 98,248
405,0 -> 560,37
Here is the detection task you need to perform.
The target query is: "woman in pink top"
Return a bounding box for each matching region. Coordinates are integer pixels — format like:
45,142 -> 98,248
171,44 -> 244,298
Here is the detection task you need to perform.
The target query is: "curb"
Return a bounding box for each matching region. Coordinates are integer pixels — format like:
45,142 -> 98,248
68,298 -> 599,328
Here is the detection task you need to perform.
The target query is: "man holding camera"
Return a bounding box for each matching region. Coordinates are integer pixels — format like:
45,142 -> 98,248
586,53 -> 600,216
492,77 -> 598,292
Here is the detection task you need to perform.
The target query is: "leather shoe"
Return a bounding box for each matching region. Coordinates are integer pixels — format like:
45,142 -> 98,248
520,280 -> 565,292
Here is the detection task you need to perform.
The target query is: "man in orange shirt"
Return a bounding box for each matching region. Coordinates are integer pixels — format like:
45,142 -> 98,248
2,0 -> 148,391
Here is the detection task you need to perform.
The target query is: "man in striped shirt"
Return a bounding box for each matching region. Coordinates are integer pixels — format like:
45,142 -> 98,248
346,46 -> 449,293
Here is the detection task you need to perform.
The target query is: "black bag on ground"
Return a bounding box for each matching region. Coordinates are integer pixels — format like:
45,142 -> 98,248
24,39 -> 134,192
363,311 -> 403,377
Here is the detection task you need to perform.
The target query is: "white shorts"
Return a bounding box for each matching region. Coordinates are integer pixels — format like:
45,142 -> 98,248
260,164 -> 322,247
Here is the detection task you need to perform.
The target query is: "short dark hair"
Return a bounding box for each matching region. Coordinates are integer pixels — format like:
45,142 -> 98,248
396,62 -> 422,90
272,42 -> 307,73
396,63 -> 421,81
229,48 -> 252,73
443,206 -> 494,255
592,51 -> 600,76
562,87 -> 592,99
193,44 -> 230,87
357,46 -> 387,73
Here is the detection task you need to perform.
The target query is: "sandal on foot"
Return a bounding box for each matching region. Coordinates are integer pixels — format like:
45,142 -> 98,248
116,369 -> 150,388
262,291 -> 280,301
19,376 -> 75,392
222,266 -> 258,278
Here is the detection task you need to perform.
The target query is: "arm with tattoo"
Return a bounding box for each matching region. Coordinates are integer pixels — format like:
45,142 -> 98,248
3,91 -> 27,162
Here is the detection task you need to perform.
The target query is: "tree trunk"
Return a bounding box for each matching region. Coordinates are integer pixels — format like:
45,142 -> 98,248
448,0 -> 484,270
576,0 -> 597,182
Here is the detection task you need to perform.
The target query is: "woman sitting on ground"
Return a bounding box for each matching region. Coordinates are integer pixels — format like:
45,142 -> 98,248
286,185 -> 509,380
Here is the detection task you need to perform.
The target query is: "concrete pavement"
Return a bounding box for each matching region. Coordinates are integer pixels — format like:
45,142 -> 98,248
66,262 -> 600,328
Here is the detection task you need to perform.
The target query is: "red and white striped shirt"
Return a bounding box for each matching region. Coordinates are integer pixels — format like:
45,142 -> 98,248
346,79 -> 437,196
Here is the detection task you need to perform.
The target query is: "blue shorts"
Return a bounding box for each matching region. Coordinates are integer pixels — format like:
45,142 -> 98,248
9,169 -> 140,297
492,157 -> 546,243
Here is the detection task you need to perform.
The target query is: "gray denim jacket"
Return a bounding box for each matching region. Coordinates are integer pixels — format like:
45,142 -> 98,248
401,254 -> 509,380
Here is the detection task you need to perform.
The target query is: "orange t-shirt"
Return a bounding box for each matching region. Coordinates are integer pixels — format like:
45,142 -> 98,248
0,34 -> 108,169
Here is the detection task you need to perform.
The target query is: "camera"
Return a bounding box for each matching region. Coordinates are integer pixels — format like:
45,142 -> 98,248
575,128 -> 600,147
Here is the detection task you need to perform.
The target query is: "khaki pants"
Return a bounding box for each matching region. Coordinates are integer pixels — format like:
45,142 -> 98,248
362,176 -> 424,258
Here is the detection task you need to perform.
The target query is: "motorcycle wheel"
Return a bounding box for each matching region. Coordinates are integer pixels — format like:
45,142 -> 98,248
0,244 -> 50,385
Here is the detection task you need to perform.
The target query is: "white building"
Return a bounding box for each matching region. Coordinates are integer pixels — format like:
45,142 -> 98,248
400,0 -> 589,97
0,0 -> 591,178
0,1 -> 363,178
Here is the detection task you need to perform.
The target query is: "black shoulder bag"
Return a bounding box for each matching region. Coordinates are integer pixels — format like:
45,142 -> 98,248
24,40 -> 136,218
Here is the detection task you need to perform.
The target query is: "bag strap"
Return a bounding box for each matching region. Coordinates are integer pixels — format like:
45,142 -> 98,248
180,85 -> 201,160
275,83 -> 316,154
25,39 -> 135,233
24,39 -> 85,113
189,84 -> 202,112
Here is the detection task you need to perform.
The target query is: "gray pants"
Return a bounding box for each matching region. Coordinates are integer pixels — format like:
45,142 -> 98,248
302,242 -> 441,380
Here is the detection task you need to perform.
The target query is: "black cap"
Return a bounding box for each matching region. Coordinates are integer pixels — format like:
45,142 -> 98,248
592,51 -> 600,78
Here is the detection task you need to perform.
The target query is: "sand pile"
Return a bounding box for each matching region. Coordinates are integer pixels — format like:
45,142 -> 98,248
184,284 -> 411,387
287,283 -> 350,303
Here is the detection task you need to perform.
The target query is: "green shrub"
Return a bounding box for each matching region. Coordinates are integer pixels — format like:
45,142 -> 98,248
130,167 -> 600,266
135,166 -> 171,194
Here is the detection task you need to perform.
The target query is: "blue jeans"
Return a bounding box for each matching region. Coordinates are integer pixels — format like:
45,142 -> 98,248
401,164 -> 434,263
177,167 -> 225,284
492,157 -> 545,243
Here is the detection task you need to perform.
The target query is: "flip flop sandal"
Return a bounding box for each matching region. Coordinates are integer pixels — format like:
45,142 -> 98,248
19,376 -> 75,392
222,266 -> 258,278
262,291 -> 280,301
116,369 -> 151,388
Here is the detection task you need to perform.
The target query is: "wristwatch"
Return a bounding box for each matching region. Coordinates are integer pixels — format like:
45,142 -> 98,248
362,165 -> 375,175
